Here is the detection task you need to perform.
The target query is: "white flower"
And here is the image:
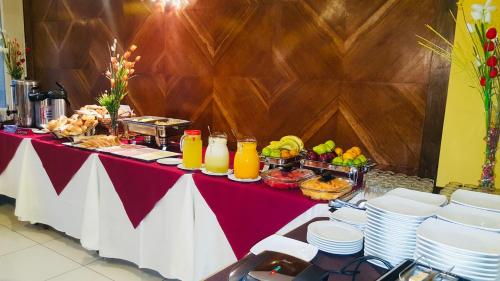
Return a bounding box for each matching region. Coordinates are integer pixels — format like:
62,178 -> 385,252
475,56 -> 482,67
467,23 -> 475,33
471,0 -> 496,22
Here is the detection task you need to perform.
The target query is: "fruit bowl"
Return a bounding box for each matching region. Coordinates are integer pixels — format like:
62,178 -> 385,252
261,168 -> 315,189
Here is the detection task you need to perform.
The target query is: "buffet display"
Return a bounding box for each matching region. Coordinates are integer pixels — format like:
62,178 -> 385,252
13,101 -> 377,202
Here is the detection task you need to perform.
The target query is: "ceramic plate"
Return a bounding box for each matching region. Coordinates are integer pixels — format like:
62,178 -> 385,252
366,195 -> 439,218
387,188 -> 448,206
176,164 -> 202,171
451,189 -> 500,213
417,218 -> 500,256
437,203 -> 500,232
251,234 -> 318,262
201,168 -> 233,177
227,174 -> 261,183
32,128 -> 49,134
157,158 -> 182,166
308,221 -> 363,243
330,207 -> 367,226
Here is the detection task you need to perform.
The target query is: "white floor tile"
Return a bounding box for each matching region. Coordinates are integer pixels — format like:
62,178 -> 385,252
12,222 -> 63,243
0,225 -> 37,256
47,267 -> 112,281
87,259 -> 164,281
0,245 -> 80,281
43,236 -> 100,265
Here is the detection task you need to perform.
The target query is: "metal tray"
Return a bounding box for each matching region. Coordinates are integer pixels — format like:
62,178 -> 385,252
122,116 -> 190,137
260,155 -> 303,166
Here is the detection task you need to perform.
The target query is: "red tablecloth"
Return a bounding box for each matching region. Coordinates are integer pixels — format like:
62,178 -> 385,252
192,173 -> 317,259
31,136 -> 92,195
1,131 -> 320,259
98,154 -> 185,228
0,131 -> 41,175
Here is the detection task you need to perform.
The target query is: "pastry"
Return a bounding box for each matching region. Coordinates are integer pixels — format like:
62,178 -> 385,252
300,176 -> 352,201
77,135 -> 120,149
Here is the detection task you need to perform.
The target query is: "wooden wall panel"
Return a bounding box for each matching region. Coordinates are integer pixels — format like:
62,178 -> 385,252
24,0 -> 455,174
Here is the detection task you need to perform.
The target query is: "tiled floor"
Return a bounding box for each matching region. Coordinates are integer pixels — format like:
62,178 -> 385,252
0,196 -> 173,281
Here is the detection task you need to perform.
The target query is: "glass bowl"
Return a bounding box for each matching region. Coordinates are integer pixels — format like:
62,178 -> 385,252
261,168 -> 315,189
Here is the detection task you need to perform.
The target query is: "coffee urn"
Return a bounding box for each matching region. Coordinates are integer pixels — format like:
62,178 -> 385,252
10,80 -> 38,127
47,82 -> 68,119
28,88 -> 49,129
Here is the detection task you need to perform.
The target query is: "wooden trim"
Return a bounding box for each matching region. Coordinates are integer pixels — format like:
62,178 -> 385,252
418,0 -> 458,180
22,0 -> 34,80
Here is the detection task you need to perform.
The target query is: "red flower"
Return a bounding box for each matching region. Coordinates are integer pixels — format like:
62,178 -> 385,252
487,56 -> 498,67
20,58 -> 25,63
487,28 -> 498,40
16,61 -> 21,66
491,67 -> 499,78
16,51 -> 21,55
481,76 -> 487,86
25,47 -> 31,53
485,41 -> 496,52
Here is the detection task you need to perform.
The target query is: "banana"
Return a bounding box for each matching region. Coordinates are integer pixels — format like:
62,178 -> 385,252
280,135 -> 304,151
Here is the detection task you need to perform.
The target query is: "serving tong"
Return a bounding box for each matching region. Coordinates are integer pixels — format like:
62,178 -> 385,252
398,257 -> 459,281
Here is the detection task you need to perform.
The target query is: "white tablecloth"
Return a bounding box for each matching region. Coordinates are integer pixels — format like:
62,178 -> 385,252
0,138 -> 327,280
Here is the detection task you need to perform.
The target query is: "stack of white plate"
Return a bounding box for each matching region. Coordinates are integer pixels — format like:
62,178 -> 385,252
330,207 -> 367,231
387,188 -> 448,206
451,189 -> 500,213
416,219 -> 500,281
437,203 -> 500,233
306,221 -> 364,255
364,195 -> 439,267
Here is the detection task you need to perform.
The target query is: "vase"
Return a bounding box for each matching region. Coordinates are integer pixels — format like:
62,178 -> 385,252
108,110 -> 119,137
480,126 -> 499,190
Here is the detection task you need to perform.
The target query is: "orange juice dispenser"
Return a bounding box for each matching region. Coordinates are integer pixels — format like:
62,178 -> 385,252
233,137 -> 260,179
180,130 -> 202,169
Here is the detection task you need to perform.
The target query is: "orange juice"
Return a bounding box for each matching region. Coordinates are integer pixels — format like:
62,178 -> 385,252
181,130 -> 202,169
234,138 -> 260,179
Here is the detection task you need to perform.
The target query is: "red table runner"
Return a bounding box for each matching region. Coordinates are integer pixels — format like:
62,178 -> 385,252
31,136 -> 92,195
98,154 -> 185,228
192,174 -> 317,259
0,131 -> 32,175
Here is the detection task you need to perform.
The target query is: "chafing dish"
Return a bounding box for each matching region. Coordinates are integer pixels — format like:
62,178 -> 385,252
122,116 -> 190,150
300,159 -> 375,189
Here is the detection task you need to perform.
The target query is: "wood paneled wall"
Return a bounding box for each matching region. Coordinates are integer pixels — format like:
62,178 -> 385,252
23,0 -> 455,175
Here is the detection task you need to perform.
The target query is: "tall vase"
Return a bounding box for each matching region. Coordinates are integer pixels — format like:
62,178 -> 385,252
109,110 -> 119,137
480,126 -> 499,190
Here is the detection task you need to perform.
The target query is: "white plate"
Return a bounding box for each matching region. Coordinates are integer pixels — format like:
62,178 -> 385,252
177,164 -> 202,171
251,234 -> 318,262
416,239 -> 500,263
201,168 -> 233,177
308,221 -> 363,243
32,128 -> 49,134
387,188 -> 448,206
415,250 -> 500,280
437,203 -> 500,232
366,195 -> 439,218
451,189 -> 500,213
227,174 -> 261,183
307,234 -> 362,248
415,244 -> 500,270
417,218 -> 500,256
157,158 -> 182,166
330,208 -> 367,226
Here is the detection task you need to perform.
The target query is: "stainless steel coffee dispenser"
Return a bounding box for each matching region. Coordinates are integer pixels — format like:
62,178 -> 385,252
11,80 -> 38,127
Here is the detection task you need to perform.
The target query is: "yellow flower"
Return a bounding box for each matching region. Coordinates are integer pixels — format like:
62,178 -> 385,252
129,45 -> 137,52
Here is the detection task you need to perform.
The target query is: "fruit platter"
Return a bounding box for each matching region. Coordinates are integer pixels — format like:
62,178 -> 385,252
301,139 -> 375,189
261,168 -> 315,189
260,135 -> 305,167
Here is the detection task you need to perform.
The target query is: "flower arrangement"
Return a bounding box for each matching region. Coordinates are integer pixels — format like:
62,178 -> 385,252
418,0 -> 499,189
97,39 -> 140,135
0,31 -> 30,80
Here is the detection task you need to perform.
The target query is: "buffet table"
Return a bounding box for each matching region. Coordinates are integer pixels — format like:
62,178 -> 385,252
0,131 -> 329,281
